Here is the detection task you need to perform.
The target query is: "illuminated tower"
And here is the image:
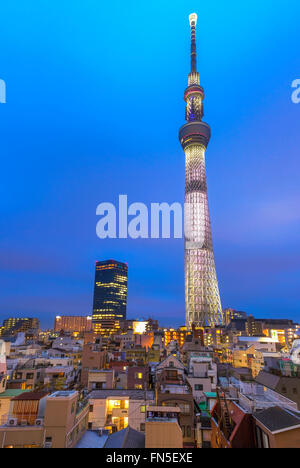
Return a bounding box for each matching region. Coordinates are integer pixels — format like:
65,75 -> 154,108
179,13 -> 223,328
92,260 -> 128,332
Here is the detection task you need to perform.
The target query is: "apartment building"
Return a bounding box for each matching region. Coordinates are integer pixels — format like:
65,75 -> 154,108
81,343 -> 107,386
0,390 -> 88,448
87,370 -> 115,391
127,366 -> 149,390
187,355 -> 217,402
88,389 -> 155,433
156,355 -> 195,447
145,406 -> 183,448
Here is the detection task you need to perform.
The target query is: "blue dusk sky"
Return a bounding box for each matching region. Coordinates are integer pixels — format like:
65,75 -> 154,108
0,0 -> 300,328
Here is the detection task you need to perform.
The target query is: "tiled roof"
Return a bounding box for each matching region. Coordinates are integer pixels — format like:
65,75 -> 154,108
103,426 -> 145,448
0,389 -> 30,398
253,406 -> 300,433
12,391 -> 49,401
255,371 -> 280,389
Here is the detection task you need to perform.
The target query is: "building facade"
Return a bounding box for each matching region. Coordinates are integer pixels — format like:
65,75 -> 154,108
54,316 -> 92,334
92,260 -> 128,332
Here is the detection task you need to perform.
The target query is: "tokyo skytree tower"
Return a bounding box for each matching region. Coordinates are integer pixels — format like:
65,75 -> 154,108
179,13 -> 223,328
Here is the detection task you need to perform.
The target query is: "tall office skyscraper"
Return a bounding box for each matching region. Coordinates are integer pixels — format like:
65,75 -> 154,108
179,14 -> 223,328
92,260 -> 128,331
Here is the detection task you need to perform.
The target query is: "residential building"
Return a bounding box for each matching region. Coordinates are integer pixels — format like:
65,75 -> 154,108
88,389 -> 155,433
87,370 -> 115,391
127,366 -> 149,390
81,343 -> 107,386
253,406 -> 300,448
0,390 -> 89,448
211,398 -> 255,448
145,406 -> 183,448
256,370 -> 300,410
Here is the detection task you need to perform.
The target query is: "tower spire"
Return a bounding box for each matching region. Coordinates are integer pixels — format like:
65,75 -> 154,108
179,13 -> 223,329
189,13 -> 197,73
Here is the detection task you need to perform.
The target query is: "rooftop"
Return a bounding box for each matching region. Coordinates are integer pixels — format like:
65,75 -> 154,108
253,406 -> 300,433
0,389 -> 30,398
48,390 -> 77,398
75,430 -> 108,449
88,389 -> 154,400
103,426 -> 145,449
12,391 -> 49,401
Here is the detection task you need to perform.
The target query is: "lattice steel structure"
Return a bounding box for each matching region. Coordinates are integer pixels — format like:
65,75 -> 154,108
179,13 -> 223,328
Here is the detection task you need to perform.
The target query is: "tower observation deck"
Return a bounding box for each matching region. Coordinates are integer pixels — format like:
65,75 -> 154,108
179,13 -> 223,328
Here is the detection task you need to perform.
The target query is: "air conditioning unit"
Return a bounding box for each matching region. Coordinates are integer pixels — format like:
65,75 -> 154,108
8,418 -> 18,426
44,441 -> 52,449
35,418 -> 44,426
21,419 -> 28,426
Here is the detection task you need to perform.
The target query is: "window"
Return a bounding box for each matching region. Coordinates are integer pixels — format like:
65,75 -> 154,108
26,373 -> 34,380
293,388 -> 298,395
89,405 -> 94,413
186,426 -> 191,438
135,372 -> 143,379
282,387 -> 287,393
135,384 -> 143,389
140,423 -> 145,432
182,426 -> 185,437
195,384 -> 203,391
88,422 -> 93,430
256,426 -> 270,448
169,361 -> 174,367
140,405 -> 146,413
178,403 -> 190,414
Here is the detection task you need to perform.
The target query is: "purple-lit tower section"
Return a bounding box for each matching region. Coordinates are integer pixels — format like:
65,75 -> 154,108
179,13 -> 223,328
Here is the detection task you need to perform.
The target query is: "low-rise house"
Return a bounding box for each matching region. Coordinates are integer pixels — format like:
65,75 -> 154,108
1,388 -> 28,420
44,366 -> 75,389
81,343 -> 107,386
187,356 -> 217,402
13,367 -> 45,390
211,398 -> 255,448
125,346 -> 147,364
253,406 -> 300,448
88,389 -> 155,433
127,366 -> 149,390
145,406 -> 183,448
0,390 -> 89,448
256,370 -> 300,410
221,375 -> 298,413
87,369 -> 115,391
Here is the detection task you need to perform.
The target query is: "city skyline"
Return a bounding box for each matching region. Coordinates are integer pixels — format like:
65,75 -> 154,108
1,1 -> 300,328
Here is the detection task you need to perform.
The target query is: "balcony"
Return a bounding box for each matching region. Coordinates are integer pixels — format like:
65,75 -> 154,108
1,413 -> 44,427
111,408 -> 128,418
